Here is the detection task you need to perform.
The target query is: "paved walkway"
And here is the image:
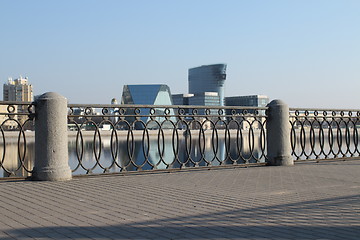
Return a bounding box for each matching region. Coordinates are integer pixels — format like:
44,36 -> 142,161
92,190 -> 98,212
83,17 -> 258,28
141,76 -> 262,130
0,161 -> 359,240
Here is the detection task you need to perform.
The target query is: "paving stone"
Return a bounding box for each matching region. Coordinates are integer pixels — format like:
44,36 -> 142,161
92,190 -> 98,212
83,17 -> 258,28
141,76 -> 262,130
0,160 -> 360,239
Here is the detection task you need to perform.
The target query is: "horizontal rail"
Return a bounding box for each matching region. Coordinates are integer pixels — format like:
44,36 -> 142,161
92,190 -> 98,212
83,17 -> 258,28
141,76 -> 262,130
290,108 -> 360,118
69,103 -> 268,110
0,113 -> 35,116
0,101 -> 34,106
290,107 -> 360,112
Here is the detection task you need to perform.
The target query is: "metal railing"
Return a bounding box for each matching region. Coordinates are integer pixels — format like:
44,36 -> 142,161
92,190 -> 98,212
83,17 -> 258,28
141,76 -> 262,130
290,108 -> 360,161
0,101 -> 35,178
68,104 -> 268,174
1,98 -> 360,179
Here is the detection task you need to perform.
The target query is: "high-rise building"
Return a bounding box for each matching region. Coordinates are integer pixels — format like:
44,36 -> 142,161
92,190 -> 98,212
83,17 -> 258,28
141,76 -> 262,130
188,64 -> 227,106
122,84 -> 174,106
121,84 -> 176,128
3,76 -> 33,102
2,76 -> 34,128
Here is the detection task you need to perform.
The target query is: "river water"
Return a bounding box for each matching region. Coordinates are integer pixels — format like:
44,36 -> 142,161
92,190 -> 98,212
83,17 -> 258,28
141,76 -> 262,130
0,130 -> 265,177
1,128 -> 357,178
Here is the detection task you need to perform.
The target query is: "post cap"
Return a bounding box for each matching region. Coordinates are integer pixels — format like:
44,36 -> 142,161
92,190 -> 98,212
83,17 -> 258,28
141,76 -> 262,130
36,92 -> 67,101
267,99 -> 288,107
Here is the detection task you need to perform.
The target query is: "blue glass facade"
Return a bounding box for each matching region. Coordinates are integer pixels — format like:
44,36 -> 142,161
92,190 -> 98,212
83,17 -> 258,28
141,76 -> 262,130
225,95 -> 269,115
121,84 -> 176,128
122,85 -> 174,105
188,92 -> 220,106
225,95 -> 269,108
187,92 -> 220,115
188,64 -> 227,106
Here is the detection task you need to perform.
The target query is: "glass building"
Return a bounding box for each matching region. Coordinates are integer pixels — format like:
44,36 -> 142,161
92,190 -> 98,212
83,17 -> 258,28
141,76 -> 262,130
188,64 -> 227,106
225,95 -> 269,107
171,93 -> 193,105
172,92 -> 220,115
225,95 -> 269,115
121,84 -> 176,128
188,92 -> 220,116
188,92 -> 220,106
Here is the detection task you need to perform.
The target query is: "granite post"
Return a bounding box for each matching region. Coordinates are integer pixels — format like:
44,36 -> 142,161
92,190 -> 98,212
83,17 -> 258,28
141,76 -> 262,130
32,92 -> 72,181
266,100 -> 293,166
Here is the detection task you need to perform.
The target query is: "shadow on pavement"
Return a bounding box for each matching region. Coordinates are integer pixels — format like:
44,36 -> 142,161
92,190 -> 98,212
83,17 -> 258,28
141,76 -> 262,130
5,194 -> 360,239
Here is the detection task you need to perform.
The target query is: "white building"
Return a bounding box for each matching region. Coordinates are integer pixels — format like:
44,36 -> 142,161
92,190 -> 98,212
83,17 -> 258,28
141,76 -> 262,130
3,76 -> 34,127
3,76 -> 33,102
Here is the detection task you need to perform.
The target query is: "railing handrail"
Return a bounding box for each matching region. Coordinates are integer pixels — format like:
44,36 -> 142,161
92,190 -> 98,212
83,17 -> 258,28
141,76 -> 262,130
0,102 -> 35,117
290,107 -> 360,112
2,101 -> 360,113
0,101 -> 34,106
68,103 -> 268,111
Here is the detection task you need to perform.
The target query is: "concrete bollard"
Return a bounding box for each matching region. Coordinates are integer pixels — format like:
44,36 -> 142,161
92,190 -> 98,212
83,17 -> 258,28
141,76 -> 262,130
32,92 -> 72,181
266,100 -> 293,166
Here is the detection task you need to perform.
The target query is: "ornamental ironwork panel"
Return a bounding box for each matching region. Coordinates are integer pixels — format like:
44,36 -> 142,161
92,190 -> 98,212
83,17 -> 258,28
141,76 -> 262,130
0,101 -> 35,178
68,104 -> 268,175
290,108 -> 360,161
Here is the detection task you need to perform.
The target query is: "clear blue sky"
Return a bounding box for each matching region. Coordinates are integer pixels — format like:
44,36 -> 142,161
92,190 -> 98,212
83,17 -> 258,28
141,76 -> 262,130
1,0 -> 359,108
